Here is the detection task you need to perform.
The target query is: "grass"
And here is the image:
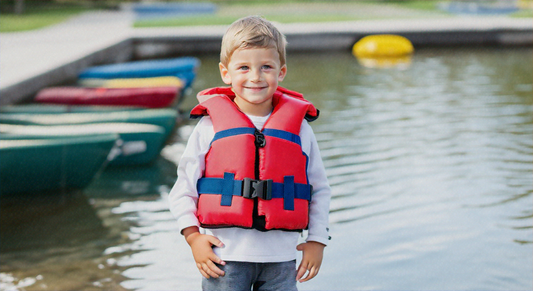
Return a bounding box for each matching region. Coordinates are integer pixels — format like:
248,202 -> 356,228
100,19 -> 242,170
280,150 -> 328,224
0,7 -> 87,32
134,0 -> 533,28
510,8 -> 533,18
385,0 -> 440,10
2,0 -> 531,32
134,0 -> 447,28
134,14 -> 363,28
0,1 -> 116,33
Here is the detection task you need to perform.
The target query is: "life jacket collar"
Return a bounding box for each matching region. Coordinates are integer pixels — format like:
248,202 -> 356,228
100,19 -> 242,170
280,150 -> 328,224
190,86 -> 319,122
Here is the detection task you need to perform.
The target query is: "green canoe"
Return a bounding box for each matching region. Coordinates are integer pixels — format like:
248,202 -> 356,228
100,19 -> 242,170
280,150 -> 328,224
0,104 -> 143,114
0,133 -> 118,195
0,123 -> 167,166
0,107 -> 178,138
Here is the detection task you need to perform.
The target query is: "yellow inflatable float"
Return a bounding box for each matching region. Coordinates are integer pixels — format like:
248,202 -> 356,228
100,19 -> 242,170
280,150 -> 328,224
353,34 -> 414,58
352,34 -> 414,69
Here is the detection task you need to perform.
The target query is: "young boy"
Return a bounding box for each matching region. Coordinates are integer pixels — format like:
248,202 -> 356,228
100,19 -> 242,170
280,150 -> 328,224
168,16 -> 331,291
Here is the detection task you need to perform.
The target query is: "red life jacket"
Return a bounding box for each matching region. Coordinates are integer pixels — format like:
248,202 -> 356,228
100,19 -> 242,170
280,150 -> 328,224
190,86 -> 319,231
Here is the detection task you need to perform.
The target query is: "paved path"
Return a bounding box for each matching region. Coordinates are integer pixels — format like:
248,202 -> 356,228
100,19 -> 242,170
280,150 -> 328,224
1,10 -> 134,104
1,7 -> 531,105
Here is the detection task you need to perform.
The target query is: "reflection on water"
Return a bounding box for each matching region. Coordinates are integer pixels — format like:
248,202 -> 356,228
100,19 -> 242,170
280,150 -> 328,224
0,191 -> 127,290
1,48 -> 531,290
295,48 -> 532,291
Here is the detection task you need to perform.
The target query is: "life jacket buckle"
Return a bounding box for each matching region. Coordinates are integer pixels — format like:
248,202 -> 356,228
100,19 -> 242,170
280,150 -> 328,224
242,178 -> 272,200
254,129 -> 266,148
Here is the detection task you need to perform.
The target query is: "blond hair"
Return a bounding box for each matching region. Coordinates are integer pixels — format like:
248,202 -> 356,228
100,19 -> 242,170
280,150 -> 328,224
220,16 -> 287,67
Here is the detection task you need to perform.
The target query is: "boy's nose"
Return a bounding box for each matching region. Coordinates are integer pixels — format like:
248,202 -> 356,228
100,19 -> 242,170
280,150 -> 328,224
251,69 -> 262,82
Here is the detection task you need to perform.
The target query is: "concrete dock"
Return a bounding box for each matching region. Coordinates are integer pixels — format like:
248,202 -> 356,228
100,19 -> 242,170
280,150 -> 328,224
1,8 -> 531,105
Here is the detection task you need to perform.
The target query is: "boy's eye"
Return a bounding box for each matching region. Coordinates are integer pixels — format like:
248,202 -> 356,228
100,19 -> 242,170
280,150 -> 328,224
261,65 -> 272,70
238,66 -> 249,71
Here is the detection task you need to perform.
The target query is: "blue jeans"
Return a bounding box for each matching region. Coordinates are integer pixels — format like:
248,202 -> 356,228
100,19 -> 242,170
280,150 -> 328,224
202,260 -> 298,291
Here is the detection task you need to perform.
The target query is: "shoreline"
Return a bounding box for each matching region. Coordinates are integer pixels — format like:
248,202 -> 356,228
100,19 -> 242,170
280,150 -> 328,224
1,13 -> 532,105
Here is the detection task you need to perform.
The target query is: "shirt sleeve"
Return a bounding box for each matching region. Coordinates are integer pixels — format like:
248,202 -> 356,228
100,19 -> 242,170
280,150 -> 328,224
300,120 -> 331,246
168,117 -> 214,233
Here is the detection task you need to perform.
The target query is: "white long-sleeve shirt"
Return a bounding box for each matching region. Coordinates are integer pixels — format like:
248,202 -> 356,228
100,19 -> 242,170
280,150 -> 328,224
168,112 -> 331,262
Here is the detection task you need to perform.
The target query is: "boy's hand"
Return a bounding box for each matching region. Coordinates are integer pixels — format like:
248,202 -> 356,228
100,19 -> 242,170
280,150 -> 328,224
183,226 -> 226,279
296,241 -> 325,283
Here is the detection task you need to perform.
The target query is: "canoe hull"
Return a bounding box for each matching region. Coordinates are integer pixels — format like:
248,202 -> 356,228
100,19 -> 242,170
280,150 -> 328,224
0,108 -> 178,138
1,123 -> 168,167
0,134 -> 117,195
77,57 -> 200,89
0,104 -> 144,114
35,87 -> 179,108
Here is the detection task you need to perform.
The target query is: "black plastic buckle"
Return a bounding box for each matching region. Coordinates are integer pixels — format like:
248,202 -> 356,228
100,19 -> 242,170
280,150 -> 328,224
242,178 -> 272,200
254,129 -> 266,148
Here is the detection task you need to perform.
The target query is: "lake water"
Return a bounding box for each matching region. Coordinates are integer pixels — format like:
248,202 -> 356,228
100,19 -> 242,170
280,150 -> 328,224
1,47 -> 532,291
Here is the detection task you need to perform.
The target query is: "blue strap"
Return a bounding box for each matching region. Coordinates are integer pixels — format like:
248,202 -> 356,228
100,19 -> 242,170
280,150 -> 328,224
221,172 -> 235,206
198,177 -> 242,197
197,175 -> 312,206
263,128 -> 301,146
267,182 -> 311,200
283,176 -> 295,211
210,127 -> 301,146
211,127 -> 256,145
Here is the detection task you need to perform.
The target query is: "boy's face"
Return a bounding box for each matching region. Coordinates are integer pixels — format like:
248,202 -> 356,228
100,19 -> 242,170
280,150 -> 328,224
219,47 -> 287,116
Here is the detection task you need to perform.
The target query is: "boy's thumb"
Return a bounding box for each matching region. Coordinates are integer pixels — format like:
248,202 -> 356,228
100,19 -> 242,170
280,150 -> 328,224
296,243 -> 306,251
209,236 -> 225,248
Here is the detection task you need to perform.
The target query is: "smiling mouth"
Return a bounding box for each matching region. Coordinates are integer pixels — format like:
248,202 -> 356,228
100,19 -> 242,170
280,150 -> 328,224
244,86 -> 267,91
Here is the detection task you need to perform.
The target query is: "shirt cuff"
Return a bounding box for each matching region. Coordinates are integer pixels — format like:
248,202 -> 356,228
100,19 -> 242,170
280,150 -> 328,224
306,234 -> 329,246
177,215 -> 200,234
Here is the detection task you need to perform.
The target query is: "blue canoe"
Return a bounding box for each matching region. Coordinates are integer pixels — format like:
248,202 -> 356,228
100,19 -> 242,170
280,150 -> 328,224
133,2 -> 217,19
0,133 -> 118,195
438,2 -> 519,15
78,57 -> 200,90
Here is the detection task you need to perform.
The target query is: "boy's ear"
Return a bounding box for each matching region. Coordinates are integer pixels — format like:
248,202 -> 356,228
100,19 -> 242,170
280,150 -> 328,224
278,65 -> 287,82
219,62 -> 232,85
